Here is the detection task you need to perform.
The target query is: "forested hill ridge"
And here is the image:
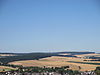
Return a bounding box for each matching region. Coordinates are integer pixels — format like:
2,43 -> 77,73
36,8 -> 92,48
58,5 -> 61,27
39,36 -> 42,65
0,51 -> 95,55
0,51 -> 96,64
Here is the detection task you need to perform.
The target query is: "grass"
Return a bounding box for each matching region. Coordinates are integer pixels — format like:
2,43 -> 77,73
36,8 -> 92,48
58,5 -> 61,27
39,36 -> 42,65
0,66 -> 16,72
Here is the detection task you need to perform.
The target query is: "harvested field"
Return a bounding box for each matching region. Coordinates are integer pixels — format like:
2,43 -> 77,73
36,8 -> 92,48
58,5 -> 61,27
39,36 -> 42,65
75,53 -> 100,58
9,56 -> 100,71
59,53 -> 71,55
0,54 -> 16,57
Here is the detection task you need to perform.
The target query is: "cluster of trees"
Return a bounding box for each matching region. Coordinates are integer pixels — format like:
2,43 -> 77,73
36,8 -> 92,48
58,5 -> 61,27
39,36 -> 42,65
95,67 -> 100,75
13,66 -> 81,75
0,62 -> 23,68
0,53 -> 57,64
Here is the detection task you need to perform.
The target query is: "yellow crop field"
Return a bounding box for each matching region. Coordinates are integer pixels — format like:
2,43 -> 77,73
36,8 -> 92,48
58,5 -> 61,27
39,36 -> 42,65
0,54 -> 16,57
9,56 -> 100,71
75,53 -> 100,58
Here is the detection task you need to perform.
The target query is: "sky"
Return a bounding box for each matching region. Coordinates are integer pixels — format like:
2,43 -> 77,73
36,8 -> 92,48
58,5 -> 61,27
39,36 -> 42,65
0,0 -> 100,53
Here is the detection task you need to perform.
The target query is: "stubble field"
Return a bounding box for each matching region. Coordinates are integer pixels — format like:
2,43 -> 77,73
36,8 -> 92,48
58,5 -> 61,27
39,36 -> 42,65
9,56 -> 100,71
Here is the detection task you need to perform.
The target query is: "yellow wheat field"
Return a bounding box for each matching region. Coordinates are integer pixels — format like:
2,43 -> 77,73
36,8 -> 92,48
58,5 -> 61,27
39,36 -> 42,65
9,56 -> 100,71
75,53 -> 100,58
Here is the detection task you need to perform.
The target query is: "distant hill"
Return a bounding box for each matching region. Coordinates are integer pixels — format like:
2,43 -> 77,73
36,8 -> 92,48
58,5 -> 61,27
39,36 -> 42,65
56,51 -> 95,55
0,51 -> 95,64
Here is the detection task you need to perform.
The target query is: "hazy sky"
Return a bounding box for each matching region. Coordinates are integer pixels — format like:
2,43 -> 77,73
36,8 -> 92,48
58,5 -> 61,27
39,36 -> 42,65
0,0 -> 100,53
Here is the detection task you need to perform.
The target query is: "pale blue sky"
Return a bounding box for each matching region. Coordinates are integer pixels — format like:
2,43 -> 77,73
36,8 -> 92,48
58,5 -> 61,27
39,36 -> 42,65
0,0 -> 100,53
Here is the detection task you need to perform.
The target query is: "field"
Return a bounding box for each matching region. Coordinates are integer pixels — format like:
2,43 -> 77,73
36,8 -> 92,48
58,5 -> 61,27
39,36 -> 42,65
0,66 -> 16,72
75,53 -> 100,58
0,52 -> 99,72
9,56 -> 100,71
0,54 -> 16,57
